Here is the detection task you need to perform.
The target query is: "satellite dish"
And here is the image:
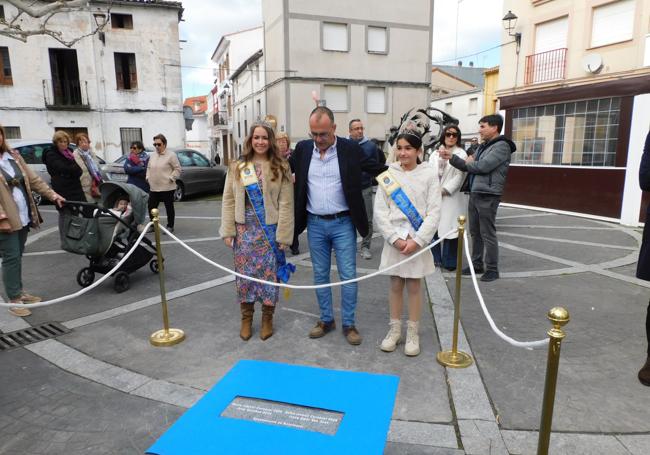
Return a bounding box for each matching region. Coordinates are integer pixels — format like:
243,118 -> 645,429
582,53 -> 603,74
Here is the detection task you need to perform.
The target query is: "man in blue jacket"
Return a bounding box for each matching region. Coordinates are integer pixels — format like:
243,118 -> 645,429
292,107 -> 386,345
440,114 -> 516,282
348,119 -> 381,260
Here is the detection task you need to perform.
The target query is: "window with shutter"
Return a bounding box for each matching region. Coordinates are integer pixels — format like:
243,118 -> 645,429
114,53 -> 137,90
323,85 -> 348,112
322,23 -> 349,52
367,26 -> 388,54
366,87 -> 386,114
0,47 -> 13,86
128,54 -> 138,89
590,0 -> 635,48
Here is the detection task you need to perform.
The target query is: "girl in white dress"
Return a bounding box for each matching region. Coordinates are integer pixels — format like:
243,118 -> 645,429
374,131 -> 441,356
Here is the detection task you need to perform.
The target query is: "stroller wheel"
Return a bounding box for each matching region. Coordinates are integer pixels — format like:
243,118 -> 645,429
149,259 -> 160,274
77,268 -> 95,287
114,272 -> 130,293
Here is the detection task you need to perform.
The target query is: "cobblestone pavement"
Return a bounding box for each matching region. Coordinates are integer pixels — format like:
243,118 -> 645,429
0,201 -> 648,454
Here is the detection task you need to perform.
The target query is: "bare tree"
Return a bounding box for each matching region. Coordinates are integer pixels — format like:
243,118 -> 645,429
0,0 -> 111,47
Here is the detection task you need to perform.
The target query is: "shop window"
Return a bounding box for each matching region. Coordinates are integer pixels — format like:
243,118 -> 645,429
511,97 -> 620,167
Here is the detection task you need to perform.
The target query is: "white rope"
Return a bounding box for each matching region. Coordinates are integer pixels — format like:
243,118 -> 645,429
462,231 -> 548,349
160,226 -> 458,290
0,222 -> 154,308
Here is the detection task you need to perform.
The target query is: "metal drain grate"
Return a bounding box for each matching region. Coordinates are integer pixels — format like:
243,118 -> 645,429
0,322 -> 71,351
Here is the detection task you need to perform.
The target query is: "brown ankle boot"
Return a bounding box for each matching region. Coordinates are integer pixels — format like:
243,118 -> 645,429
260,305 -> 275,340
240,302 -> 254,341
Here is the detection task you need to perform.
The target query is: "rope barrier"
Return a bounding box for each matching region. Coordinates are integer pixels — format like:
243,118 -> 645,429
462,231 -> 549,349
160,226 -> 458,289
0,223 -> 154,308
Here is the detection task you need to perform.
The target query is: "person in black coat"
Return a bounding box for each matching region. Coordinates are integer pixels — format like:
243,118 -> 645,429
636,130 -> 650,386
292,106 -> 386,345
42,131 -> 86,202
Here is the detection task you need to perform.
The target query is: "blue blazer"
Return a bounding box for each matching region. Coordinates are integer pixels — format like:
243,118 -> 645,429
291,136 -> 386,237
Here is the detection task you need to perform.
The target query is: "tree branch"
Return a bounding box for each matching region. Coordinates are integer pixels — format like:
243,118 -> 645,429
5,0 -> 90,19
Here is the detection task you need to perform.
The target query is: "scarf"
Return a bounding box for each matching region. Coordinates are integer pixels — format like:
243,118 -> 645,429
79,149 -> 102,183
59,147 -> 75,161
129,152 -> 142,166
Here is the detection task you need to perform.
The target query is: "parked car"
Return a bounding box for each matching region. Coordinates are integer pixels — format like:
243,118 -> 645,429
10,139 -> 107,205
104,149 -> 227,201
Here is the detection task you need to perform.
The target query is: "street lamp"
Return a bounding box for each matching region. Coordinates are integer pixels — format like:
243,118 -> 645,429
502,10 -> 521,51
93,12 -> 107,45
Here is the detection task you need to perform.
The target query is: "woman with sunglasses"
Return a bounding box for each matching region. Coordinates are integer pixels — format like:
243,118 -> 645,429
146,134 -> 181,233
124,141 -> 150,192
429,124 -> 468,271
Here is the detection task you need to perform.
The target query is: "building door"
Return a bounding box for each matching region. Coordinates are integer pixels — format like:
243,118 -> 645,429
55,127 -> 88,144
119,128 -> 143,155
49,49 -> 82,106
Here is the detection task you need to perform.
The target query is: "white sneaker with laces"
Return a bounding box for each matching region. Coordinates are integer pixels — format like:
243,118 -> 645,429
404,320 -> 420,356
360,248 -> 372,260
380,320 -> 401,352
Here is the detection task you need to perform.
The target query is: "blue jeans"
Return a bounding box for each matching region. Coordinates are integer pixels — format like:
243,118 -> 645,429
307,213 -> 357,327
432,233 -> 458,270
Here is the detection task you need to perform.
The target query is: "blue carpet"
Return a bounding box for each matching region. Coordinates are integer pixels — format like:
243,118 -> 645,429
147,359 -> 400,455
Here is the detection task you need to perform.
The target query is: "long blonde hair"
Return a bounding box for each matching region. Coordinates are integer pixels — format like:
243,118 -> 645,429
0,125 -> 10,154
234,122 -> 289,182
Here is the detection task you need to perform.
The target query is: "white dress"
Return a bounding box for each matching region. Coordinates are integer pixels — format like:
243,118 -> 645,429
373,162 -> 441,278
429,146 -> 468,239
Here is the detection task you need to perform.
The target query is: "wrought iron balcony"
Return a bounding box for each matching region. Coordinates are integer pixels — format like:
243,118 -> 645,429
43,79 -> 90,110
524,48 -> 567,85
212,111 -> 229,127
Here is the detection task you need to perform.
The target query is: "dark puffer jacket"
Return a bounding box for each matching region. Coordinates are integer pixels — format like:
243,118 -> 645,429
449,135 -> 516,196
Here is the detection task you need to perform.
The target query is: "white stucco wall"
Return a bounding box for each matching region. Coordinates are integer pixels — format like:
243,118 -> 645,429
0,3 -> 184,161
430,90 -> 483,141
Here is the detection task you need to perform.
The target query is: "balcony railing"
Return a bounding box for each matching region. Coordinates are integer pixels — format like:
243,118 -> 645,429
212,110 -> 229,127
43,79 -> 90,110
524,48 -> 567,85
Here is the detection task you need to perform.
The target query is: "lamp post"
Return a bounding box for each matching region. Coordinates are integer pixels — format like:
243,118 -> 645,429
502,10 -> 521,53
93,12 -> 107,45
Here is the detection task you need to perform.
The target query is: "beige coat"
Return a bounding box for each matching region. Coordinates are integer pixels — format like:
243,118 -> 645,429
429,146 -> 468,239
73,149 -> 102,202
146,150 -> 181,192
0,151 -> 58,231
219,160 -> 294,246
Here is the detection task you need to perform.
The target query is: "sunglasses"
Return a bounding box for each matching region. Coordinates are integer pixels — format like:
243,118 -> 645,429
130,146 -> 137,150
153,143 -> 163,147
445,132 -> 459,138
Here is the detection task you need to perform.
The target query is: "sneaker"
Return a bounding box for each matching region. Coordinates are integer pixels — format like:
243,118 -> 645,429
165,226 -> 174,234
309,320 -> 336,338
291,247 -> 300,255
8,299 -> 31,317
404,321 -> 420,356
639,357 -> 650,386
19,292 -> 42,304
360,248 -> 372,260
462,265 -> 484,275
480,270 -> 500,282
380,321 -> 402,352
343,326 -> 362,345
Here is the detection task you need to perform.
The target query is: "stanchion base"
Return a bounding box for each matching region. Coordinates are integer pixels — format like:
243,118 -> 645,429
436,350 -> 473,368
150,328 -> 185,347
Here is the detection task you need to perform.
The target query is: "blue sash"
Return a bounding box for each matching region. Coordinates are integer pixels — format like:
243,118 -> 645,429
239,162 -> 295,284
377,170 -> 423,231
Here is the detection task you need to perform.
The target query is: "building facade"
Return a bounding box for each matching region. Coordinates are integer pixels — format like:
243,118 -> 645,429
183,95 -> 210,156
230,50 -> 266,155
430,64 -> 487,145
261,0 -> 434,145
497,0 -> 650,225
0,0 -> 185,161
208,26 -> 263,164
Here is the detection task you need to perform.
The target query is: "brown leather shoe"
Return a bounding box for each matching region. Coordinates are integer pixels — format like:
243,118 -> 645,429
240,302 -> 254,341
639,357 -> 650,386
260,305 -> 274,340
343,326 -> 362,345
309,320 -> 336,338
8,298 -> 31,317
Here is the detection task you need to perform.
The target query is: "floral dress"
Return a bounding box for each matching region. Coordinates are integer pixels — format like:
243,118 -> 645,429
233,163 -> 279,306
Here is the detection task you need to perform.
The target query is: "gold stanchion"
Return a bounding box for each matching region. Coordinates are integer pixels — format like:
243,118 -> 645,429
537,307 -> 569,455
437,216 -> 473,368
149,208 -> 185,347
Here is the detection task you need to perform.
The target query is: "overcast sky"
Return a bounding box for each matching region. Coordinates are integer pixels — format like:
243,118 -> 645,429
179,0 -> 505,98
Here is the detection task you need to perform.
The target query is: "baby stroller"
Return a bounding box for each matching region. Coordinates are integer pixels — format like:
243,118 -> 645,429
60,182 -> 159,293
